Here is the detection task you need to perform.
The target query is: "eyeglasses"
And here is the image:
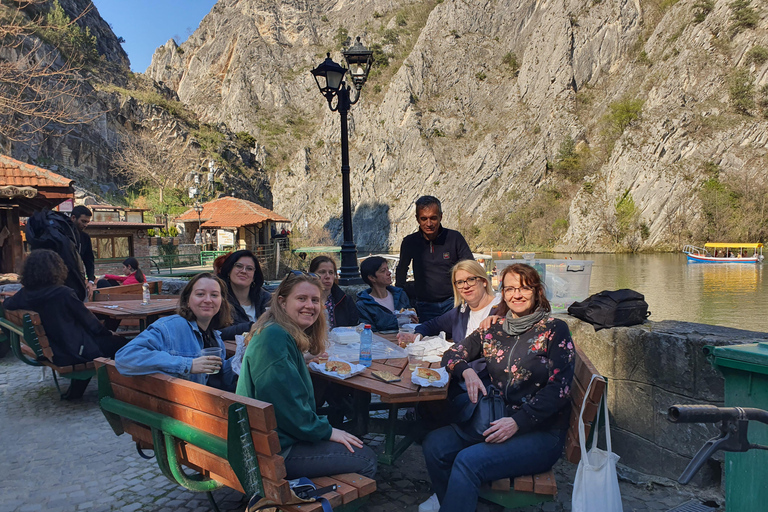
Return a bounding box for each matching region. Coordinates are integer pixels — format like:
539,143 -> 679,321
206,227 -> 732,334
289,269 -> 319,279
234,263 -> 256,274
454,276 -> 482,289
502,285 -> 534,296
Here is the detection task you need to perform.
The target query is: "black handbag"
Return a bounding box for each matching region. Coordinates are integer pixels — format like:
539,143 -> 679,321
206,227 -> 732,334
454,385 -> 507,442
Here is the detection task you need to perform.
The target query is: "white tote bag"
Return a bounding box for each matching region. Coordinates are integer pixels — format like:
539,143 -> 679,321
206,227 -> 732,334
572,374 -> 623,512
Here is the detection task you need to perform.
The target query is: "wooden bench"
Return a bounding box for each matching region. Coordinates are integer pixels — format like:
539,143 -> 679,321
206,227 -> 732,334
95,358 -> 376,511
91,280 -> 162,301
0,306 -> 96,398
479,345 -> 607,509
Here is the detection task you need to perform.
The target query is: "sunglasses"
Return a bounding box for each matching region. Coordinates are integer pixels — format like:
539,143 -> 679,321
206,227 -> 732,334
288,269 -> 319,279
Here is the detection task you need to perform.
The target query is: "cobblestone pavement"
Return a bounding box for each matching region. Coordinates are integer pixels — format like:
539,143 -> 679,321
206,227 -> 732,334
0,355 -> 723,512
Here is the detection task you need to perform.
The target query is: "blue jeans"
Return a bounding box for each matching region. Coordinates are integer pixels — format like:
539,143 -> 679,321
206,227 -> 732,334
423,425 -> 566,512
416,297 -> 455,323
283,441 -> 377,480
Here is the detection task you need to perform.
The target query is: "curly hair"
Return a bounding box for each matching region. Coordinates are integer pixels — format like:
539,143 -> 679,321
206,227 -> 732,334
20,250 -> 68,290
177,273 -> 233,330
251,272 -> 327,355
495,263 -> 550,317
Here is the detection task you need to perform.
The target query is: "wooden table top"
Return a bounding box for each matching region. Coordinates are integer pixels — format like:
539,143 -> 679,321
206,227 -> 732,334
85,298 -> 179,319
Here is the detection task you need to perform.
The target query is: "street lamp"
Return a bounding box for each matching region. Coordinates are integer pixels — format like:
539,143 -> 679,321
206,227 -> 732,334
311,37 -> 373,285
193,203 -> 204,245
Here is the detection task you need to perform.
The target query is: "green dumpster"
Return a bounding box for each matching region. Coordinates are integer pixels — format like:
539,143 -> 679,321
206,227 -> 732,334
708,342 -> 768,512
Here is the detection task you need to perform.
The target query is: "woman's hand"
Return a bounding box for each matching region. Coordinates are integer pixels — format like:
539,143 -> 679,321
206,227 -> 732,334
478,315 -> 503,331
191,356 -> 221,374
462,368 -> 487,403
484,417 -> 519,443
329,428 -> 364,453
397,332 -> 417,347
306,351 -> 329,364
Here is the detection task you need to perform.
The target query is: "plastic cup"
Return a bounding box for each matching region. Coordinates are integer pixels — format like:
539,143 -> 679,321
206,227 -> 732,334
408,346 -> 425,371
200,347 -> 223,374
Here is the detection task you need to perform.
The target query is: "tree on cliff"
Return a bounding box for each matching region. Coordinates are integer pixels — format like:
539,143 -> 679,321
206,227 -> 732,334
0,0 -> 98,144
111,131 -> 196,207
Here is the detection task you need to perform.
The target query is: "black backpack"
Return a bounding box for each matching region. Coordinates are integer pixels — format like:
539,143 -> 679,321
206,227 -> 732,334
567,289 -> 650,330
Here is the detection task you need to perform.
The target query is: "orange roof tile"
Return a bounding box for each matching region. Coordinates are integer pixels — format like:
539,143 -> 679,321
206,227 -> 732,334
176,196 -> 291,228
0,154 -> 74,188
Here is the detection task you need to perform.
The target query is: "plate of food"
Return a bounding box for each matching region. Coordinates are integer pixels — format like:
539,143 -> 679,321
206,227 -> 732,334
308,358 -> 366,380
410,366 -> 449,387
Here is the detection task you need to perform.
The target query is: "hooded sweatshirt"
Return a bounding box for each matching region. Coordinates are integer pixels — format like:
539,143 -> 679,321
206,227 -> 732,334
3,286 -> 112,366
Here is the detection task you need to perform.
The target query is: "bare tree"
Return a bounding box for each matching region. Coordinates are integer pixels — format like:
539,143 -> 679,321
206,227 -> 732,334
0,0 -> 98,143
111,131 -> 196,205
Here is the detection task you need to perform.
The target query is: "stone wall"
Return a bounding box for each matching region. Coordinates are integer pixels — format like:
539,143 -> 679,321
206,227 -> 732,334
558,315 -> 768,485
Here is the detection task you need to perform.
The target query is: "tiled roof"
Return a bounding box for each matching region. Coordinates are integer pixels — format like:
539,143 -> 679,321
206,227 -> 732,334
176,196 -> 291,228
88,222 -> 164,228
0,154 -> 74,188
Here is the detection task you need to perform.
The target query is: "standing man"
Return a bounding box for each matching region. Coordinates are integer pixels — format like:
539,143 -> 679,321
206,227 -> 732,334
396,196 -> 473,322
71,205 -> 96,296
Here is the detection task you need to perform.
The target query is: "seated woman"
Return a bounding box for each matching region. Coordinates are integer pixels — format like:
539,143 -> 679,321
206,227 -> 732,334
215,250 -> 271,340
4,249 -> 128,398
115,273 -> 236,389
356,256 -> 413,332
398,259 -> 500,344
419,263 -> 575,512
97,257 -> 145,288
236,272 -> 377,479
309,255 -> 359,328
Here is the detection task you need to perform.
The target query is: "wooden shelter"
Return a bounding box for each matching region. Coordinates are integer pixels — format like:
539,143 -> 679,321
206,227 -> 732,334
0,155 -> 74,274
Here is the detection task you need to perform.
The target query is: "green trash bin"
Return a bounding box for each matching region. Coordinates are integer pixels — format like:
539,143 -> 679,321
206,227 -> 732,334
707,342 -> 768,512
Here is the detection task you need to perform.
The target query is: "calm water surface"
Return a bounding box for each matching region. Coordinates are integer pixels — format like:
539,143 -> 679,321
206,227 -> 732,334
498,253 -> 767,332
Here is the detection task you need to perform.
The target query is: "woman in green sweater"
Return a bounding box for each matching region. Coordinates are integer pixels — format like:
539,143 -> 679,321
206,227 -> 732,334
236,272 -> 377,479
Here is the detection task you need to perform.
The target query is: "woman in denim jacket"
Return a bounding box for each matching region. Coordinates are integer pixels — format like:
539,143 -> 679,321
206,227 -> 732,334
115,273 -> 237,389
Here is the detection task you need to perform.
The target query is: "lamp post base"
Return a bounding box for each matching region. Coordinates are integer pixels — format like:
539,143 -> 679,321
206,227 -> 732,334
338,241 -> 363,285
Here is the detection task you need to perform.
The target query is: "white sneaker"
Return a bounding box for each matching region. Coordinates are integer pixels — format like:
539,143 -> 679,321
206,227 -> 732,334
418,493 -> 440,512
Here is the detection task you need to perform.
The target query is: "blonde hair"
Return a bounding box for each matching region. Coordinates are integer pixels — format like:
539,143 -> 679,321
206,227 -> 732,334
451,260 -> 494,308
250,272 -> 327,355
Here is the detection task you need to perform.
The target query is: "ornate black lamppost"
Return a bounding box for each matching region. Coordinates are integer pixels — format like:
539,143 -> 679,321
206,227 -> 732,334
193,203 -> 204,245
311,37 -> 373,285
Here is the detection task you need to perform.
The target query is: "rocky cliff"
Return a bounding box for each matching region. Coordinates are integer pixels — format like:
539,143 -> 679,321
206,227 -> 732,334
144,0 -> 768,252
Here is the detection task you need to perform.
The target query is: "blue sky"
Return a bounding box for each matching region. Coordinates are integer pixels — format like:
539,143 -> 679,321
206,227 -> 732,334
91,0 -> 218,72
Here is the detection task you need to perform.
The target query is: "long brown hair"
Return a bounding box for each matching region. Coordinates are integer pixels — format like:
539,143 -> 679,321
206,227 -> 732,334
251,272 -> 327,355
495,263 -> 550,317
177,273 -> 233,330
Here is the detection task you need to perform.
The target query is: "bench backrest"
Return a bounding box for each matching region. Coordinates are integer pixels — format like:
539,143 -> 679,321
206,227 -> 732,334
94,358 -> 293,503
565,345 -> 607,463
92,281 -> 162,301
4,309 -> 50,360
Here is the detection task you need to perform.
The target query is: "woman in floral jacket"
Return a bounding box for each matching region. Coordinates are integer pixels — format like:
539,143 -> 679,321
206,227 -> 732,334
420,263 -> 575,512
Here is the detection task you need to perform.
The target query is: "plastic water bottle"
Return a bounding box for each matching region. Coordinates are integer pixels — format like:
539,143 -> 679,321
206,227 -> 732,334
359,324 -> 372,367
142,282 -> 150,305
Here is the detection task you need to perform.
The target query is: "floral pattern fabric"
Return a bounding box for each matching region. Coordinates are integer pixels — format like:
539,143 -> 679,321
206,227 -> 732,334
442,317 -> 575,435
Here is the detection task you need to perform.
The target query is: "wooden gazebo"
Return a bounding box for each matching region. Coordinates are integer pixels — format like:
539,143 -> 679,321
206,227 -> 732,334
0,155 -> 75,273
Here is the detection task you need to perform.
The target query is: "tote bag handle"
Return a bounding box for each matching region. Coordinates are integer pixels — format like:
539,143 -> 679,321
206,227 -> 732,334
577,373 -> 610,463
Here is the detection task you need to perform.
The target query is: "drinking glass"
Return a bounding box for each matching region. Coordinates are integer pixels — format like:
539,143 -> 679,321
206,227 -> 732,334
408,346 -> 425,371
200,347 -> 223,374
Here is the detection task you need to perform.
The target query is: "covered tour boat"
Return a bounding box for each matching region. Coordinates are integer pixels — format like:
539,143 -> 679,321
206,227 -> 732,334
683,243 -> 764,263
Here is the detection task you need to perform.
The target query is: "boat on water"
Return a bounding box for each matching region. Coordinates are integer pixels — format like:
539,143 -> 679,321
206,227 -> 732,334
683,243 -> 764,263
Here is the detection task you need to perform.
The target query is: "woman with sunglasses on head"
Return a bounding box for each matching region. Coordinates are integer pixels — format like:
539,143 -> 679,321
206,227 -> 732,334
215,250 -> 271,341
418,263 -> 575,512
115,273 -> 237,389
309,255 -> 359,328
236,272 -> 377,479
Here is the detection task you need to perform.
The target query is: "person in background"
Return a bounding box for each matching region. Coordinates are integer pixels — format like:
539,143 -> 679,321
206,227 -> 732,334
356,256 -> 413,332
70,205 -> 96,295
396,196 -> 473,322
4,249 -> 128,399
115,273 -> 236,390
98,257 -> 146,288
309,255 -> 359,328
237,272 -> 377,479
419,263 -> 574,512
215,250 -> 271,340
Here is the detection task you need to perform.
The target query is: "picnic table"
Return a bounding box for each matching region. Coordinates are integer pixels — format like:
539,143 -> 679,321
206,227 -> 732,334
85,298 -> 179,331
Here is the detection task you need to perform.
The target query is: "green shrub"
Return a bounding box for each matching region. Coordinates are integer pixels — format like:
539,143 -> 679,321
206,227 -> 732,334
335,27 -> 349,49
607,97 -> 644,133
758,84 -> 768,117
321,15 -> 328,22
396,12 -> 408,26
373,11 -> 383,18
693,0 -> 714,23
370,43 -> 389,67
554,136 -> 588,182
502,52 -> 520,75
41,0 -> 98,66
475,71 -> 487,81
382,29 -> 399,45
729,0 -> 759,35
728,67 -> 755,114
746,45 -> 768,65
235,131 -> 256,149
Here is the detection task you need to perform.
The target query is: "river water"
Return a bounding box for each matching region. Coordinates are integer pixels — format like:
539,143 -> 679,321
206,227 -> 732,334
493,253 -> 767,332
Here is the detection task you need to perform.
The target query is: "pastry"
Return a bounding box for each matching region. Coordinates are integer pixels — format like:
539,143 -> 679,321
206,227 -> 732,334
416,367 -> 441,382
325,361 -> 351,375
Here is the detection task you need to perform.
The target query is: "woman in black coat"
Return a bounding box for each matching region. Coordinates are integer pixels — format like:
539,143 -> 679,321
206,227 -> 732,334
215,250 -> 271,340
309,255 -> 359,328
4,249 -> 127,398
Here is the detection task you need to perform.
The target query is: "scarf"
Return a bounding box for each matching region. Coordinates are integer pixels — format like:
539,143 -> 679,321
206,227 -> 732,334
502,308 -> 548,336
